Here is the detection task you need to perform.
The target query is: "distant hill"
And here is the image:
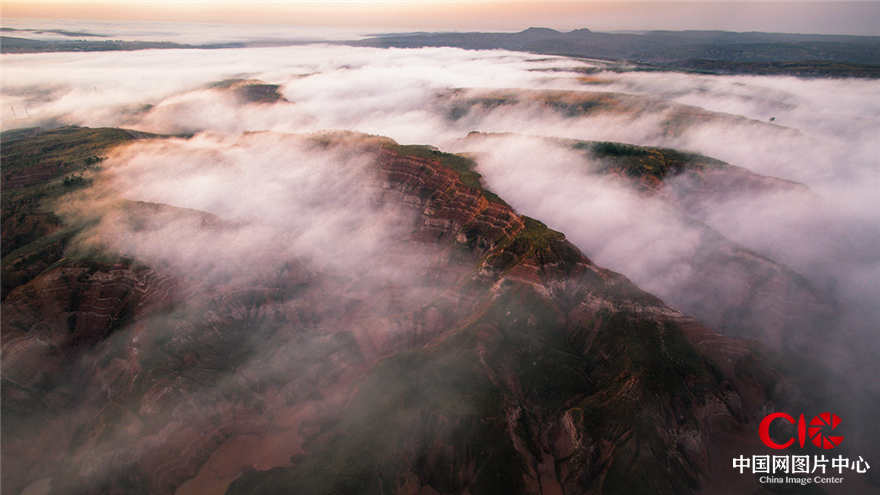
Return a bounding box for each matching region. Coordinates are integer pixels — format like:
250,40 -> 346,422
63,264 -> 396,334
0,35 -> 190,53
353,28 -> 880,77
6,25 -> 878,78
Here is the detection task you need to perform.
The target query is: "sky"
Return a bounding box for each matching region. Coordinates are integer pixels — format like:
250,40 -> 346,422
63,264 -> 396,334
3,1 -> 880,35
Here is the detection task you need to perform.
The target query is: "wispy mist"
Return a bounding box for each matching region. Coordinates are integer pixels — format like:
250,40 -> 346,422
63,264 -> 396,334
5,40 -> 879,347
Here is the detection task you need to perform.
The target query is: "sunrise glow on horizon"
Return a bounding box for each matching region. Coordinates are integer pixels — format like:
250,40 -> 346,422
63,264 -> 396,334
2,1 -> 880,35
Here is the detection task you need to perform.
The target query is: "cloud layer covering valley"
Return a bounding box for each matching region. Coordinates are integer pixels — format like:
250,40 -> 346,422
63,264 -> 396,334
2,45 -> 880,344
4,42 -> 878,353
4,27 -> 880,495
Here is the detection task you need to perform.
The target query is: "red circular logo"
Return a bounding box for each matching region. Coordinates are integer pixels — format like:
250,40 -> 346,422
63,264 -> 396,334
808,412 -> 844,449
759,412 -> 844,449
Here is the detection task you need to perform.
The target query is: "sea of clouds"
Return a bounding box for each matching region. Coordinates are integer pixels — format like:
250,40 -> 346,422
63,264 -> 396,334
4,24 -> 880,494
4,40 -> 878,342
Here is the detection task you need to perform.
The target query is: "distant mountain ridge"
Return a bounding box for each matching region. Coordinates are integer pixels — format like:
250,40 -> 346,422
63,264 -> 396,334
5,25 -> 880,77
354,27 -> 880,77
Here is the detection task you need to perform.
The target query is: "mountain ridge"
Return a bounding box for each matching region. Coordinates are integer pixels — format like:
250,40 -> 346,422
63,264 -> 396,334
1,126 -> 799,495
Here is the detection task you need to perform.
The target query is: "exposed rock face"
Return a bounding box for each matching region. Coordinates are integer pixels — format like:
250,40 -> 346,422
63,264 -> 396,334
2,128 -> 794,495
376,147 -> 524,251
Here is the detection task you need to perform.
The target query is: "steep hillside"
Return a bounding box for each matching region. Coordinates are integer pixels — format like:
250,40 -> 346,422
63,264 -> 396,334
0,127 -> 811,495
456,132 -> 832,354
2,127 -> 161,297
